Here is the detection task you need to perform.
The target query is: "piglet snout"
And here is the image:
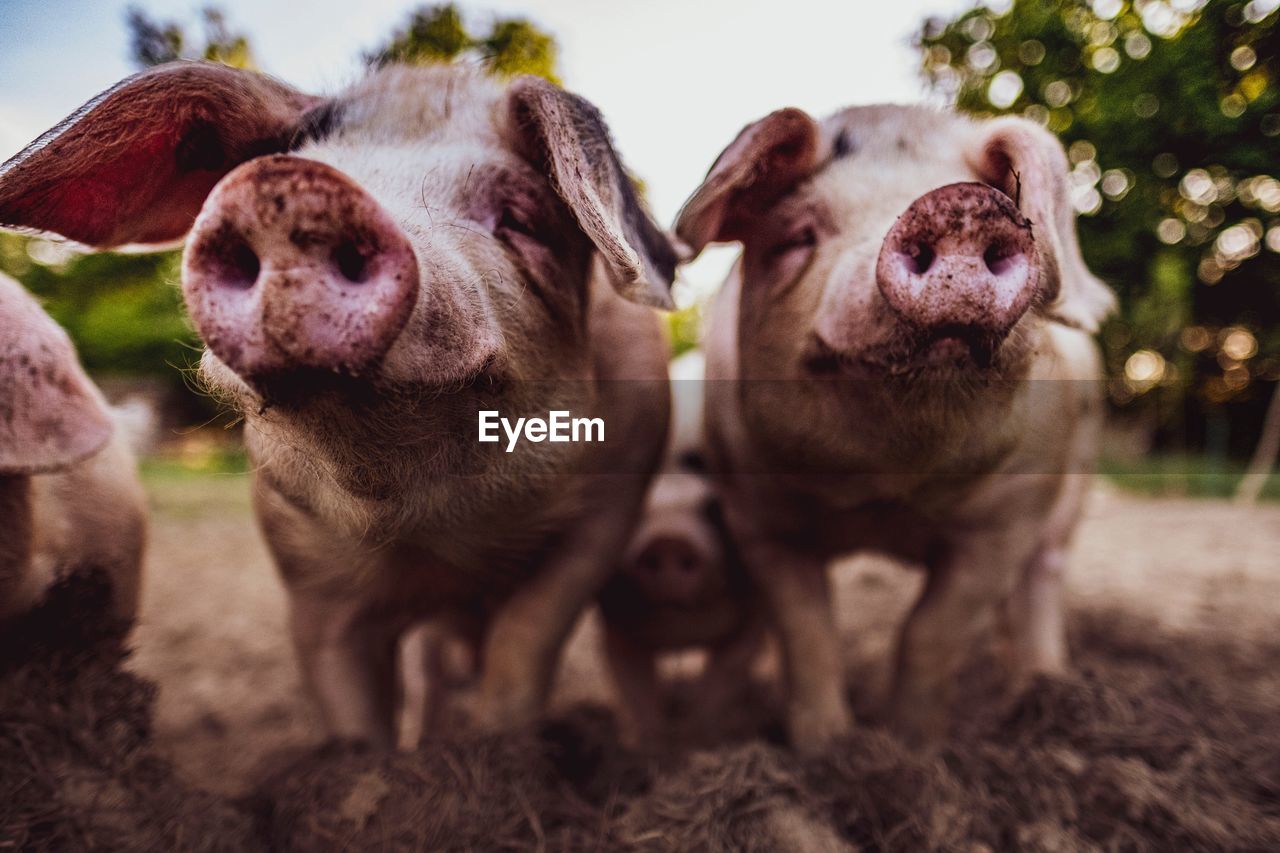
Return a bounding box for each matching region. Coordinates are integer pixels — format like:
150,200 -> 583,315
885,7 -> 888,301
628,523 -> 722,607
875,182 -> 1038,343
183,155 -> 419,381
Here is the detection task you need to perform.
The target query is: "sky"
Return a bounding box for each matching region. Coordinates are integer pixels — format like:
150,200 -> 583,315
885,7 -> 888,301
0,0 -> 976,296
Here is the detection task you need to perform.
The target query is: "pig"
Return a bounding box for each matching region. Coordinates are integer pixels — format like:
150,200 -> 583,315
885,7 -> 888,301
598,352 -> 765,745
673,105 -> 1113,751
0,61 -> 677,747
0,272 -> 146,625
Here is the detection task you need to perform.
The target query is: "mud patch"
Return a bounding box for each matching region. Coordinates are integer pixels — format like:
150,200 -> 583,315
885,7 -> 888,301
5,576 -> 1279,851
0,571 -> 260,852
256,610 -> 1280,851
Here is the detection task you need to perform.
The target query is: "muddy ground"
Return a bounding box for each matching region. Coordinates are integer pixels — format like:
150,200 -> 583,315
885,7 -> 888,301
4,472 -> 1279,850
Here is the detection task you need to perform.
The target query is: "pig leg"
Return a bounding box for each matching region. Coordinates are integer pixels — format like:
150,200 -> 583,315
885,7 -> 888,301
603,624 -> 664,746
417,620 -> 482,742
0,477 -> 33,621
998,545 -> 1069,684
695,616 -> 765,714
290,592 -> 405,747
997,466 -> 1090,683
889,526 -> 1037,743
742,539 -> 850,753
473,475 -> 649,731
259,483 -> 407,746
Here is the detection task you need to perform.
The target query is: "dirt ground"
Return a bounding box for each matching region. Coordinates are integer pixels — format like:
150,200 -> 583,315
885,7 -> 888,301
16,471 -> 1266,850
129,473 -> 1280,798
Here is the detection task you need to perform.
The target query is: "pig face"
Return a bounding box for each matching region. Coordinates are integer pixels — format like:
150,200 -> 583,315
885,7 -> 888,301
676,106 -> 1113,422
620,459 -> 731,608
0,273 -> 113,477
0,63 -> 675,491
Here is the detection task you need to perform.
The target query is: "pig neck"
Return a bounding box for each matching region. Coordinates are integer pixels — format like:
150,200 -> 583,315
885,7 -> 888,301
242,361 -> 610,552
0,474 -> 33,599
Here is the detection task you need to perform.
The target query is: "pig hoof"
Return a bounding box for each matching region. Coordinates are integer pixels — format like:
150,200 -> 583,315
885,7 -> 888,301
888,700 -> 948,749
787,703 -> 853,755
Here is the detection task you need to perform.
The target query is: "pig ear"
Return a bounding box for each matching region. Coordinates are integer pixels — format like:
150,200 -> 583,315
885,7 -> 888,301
506,77 -> 678,309
970,117 -> 1115,333
0,275 -> 113,474
0,61 -> 320,249
673,108 -> 822,256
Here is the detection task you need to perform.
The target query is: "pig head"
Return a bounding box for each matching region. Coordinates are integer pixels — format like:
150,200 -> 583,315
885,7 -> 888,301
0,273 -> 146,623
676,105 -> 1112,751
677,106 -> 1113,458
0,62 -> 676,745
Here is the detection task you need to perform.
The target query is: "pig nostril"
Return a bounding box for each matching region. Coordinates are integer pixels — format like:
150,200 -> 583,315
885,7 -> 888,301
333,240 -> 370,284
907,244 -> 935,275
220,238 -> 260,290
984,244 -> 1016,276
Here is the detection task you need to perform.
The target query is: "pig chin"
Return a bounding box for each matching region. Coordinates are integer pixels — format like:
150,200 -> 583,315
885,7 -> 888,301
805,312 -> 1036,384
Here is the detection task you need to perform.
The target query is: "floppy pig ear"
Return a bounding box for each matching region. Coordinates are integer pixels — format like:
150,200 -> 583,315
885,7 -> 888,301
0,61 -> 319,249
0,274 -> 112,475
506,76 -> 678,309
970,116 -> 1115,333
673,108 -> 821,256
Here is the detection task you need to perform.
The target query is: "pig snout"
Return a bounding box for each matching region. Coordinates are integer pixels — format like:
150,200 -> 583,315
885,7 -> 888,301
875,182 -> 1039,346
182,155 -> 419,382
628,520 -> 723,606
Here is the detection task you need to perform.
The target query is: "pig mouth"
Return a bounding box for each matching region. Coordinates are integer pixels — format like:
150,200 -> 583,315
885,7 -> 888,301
218,356 -> 505,415
909,325 -> 1000,370
803,325 -> 1003,380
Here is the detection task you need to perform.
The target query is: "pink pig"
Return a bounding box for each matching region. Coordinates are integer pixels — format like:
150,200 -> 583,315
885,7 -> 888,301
675,105 -> 1113,751
0,62 -> 676,746
0,273 -> 146,625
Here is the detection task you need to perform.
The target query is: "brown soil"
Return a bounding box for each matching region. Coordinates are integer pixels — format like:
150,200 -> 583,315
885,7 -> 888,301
4,476 -> 1278,851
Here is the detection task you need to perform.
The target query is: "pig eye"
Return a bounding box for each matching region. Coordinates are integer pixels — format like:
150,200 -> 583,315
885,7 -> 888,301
495,207 -> 544,243
767,226 -> 816,260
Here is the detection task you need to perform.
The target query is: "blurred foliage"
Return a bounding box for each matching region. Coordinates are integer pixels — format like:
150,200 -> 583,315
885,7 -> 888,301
667,305 -> 703,358
919,0 -> 1280,456
0,234 -> 197,379
126,6 -> 256,69
1101,452 -> 1280,497
367,3 -> 559,82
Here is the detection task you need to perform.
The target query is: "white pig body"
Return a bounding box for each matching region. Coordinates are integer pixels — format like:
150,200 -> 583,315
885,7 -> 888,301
679,105 -> 1111,750
0,63 -> 677,745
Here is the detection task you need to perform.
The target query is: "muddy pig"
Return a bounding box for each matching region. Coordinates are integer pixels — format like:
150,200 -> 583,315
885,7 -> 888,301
598,352 -> 765,745
0,273 -> 146,625
674,106 -> 1113,751
0,62 -> 677,746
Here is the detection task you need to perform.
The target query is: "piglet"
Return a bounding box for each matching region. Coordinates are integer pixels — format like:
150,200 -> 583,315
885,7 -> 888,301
675,106 -> 1112,751
0,62 -> 676,746
0,273 -> 146,624
598,352 -> 764,745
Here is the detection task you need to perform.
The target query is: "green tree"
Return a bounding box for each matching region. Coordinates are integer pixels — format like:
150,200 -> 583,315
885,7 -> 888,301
368,3 -> 559,82
919,0 -> 1280,455
126,6 -> 256,69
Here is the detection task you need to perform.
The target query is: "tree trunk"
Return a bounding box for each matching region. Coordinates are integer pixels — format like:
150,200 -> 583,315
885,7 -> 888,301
1236,380 -> 1280,505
